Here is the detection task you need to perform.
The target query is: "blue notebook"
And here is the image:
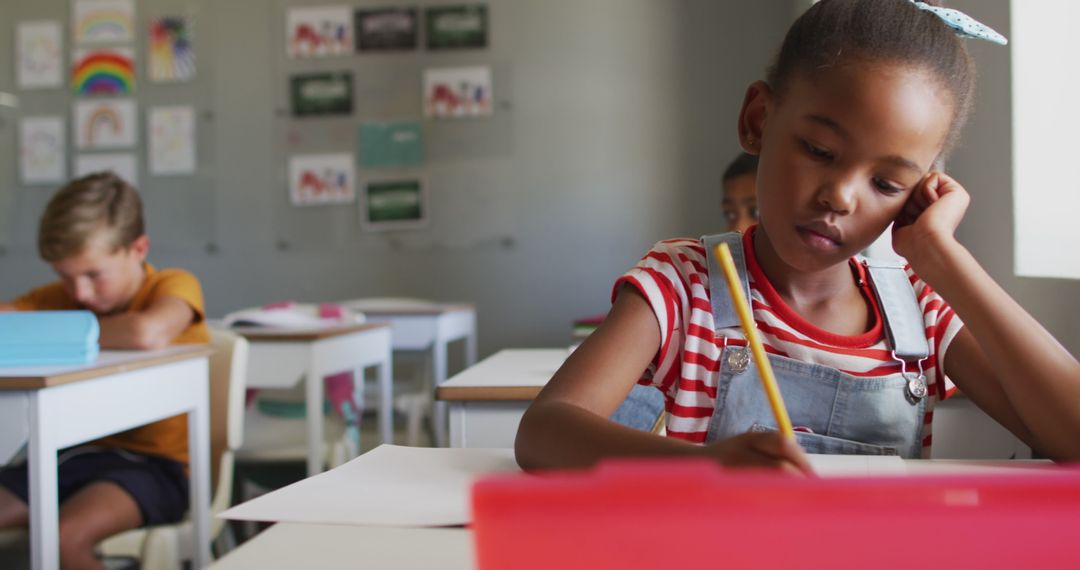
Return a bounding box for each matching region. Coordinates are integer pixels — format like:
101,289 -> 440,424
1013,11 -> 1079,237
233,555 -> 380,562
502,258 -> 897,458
0,311 -> 100,366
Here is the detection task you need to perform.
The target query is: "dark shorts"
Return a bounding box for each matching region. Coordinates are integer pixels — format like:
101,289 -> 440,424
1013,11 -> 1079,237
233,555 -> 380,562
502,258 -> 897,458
0,447 -> 189,526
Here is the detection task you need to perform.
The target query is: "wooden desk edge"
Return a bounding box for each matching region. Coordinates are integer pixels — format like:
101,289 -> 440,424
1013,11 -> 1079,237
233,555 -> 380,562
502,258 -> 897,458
0,345 -> 214,389
436,385 -> 542,401
229,322 -> 390,341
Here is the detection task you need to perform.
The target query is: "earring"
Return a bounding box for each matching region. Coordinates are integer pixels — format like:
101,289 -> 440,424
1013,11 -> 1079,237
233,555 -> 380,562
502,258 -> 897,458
747,137 -> 755,148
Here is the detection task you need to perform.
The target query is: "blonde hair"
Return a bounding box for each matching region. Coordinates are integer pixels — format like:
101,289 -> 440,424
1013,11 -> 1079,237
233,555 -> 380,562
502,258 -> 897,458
38,172 -> 145,261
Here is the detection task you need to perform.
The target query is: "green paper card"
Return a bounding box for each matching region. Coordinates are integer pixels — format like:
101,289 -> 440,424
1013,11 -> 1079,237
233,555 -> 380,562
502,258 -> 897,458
363,179 -> 427,230
425,5 -> 488,50
359,121 -> 424,168
290,72 -> 353,117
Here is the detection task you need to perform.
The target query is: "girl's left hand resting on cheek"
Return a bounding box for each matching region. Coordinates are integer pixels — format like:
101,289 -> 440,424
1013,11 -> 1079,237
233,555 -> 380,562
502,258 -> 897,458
892,171 -> 971,265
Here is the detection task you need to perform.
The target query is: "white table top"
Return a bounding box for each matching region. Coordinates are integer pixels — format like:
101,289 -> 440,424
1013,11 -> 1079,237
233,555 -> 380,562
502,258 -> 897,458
0,345 -> 213,389
341,298 -> 475,317
210,524 -> 472,570
436,348 -> 567,401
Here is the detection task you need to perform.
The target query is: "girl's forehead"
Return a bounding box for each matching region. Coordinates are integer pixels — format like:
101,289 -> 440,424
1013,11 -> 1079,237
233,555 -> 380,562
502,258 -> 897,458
778,64 -> 953,167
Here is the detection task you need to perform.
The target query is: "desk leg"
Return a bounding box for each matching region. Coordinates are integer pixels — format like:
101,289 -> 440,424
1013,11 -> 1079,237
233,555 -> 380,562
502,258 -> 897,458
432,338 -> 449,447
305,363 -> 324,477
449,403 -> 465,448
187,373 -> 211,570
378,355 -> 393,445
28,392 -> 59,570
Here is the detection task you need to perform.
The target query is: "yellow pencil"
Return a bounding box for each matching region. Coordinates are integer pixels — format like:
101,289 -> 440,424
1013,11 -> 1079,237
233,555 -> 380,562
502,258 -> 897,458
714,242 -> 795,437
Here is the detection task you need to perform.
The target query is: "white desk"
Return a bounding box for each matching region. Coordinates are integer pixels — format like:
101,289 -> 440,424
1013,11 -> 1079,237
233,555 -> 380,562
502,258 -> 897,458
341,299 -> 478,447
230,323 -> 393,476
211,446 -> 1060,570
436,348 -> 565,448
211,524 -> 472,570
0,346 -> 213,570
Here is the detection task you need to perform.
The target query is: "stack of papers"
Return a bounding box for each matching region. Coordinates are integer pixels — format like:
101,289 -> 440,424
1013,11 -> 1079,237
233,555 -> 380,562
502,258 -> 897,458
0,311 -> 99,366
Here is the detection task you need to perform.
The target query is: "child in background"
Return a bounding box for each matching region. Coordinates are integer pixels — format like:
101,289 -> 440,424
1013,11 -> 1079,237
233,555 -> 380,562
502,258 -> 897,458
721,153 -> 759,233
517,0 -> 1080,473
0,172 -> 208,569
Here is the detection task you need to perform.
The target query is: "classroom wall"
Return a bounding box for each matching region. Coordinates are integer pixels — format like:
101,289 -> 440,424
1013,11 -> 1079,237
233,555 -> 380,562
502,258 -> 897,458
0,0 -> 793,357
947,0 -> 1080,356
4,1 -> 1072,360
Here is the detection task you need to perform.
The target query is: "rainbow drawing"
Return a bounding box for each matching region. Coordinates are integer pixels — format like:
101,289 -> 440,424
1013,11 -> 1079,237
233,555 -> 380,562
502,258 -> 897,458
74,99 -> 136,150
72,0 -> 135,44
72,48 -> 135,95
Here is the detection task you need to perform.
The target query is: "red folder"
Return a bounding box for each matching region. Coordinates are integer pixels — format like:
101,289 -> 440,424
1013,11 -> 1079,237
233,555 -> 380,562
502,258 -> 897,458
472,459 -> 1080,569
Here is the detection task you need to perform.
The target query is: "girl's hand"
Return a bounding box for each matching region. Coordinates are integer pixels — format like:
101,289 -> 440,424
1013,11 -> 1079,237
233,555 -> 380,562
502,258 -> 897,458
892,171 -> 971,264
704,431 -> 814,476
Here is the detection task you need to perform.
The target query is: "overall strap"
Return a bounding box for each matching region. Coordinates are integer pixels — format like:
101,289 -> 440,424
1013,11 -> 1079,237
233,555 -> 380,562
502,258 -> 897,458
861,258 -> 930,361
703,233 -> 750,330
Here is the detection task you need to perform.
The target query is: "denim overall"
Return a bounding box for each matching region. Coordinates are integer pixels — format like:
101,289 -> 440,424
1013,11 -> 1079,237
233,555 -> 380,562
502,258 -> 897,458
702,233 -> 931,458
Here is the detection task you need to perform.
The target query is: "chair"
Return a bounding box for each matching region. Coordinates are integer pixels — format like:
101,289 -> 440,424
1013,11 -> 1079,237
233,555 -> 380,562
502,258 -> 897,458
98,329 -> 250,569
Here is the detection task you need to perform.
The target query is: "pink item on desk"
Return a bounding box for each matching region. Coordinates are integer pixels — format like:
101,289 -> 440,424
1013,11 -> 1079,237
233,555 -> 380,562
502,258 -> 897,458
472,459 -> 1080,569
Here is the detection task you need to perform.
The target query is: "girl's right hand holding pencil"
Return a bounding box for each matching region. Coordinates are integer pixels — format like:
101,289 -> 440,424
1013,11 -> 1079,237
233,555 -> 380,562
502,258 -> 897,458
703,432 -> 814,476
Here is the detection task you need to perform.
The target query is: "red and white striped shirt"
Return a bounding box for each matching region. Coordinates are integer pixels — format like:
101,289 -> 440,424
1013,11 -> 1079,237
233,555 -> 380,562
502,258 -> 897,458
613,230 -> 963,456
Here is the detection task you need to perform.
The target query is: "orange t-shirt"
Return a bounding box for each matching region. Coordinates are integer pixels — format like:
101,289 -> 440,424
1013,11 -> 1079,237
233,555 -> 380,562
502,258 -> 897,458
12,263 -> 209,466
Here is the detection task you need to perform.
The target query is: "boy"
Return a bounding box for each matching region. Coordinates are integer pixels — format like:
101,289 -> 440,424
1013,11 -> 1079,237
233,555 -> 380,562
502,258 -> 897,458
721,152 -> 758,233
0,172 -> 208,570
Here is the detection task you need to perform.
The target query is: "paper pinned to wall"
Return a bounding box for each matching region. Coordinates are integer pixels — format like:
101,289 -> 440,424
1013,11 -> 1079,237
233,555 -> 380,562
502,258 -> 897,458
288,153 -> 355,206
149,17 -> 195,82
72,0 -> 135,44
359,121 -> 423,168
74,99 -> 137,150
75,152 -> 138,186
286,6 -> 353,58
19,117 -> 66,185
72,47 -> 135,95
148,106 -> 196,176
423,66 -> 493,118
16,21 -> 63,89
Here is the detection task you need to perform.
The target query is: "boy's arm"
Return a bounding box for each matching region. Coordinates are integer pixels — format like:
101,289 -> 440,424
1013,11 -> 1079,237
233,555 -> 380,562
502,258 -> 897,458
895,173 -> 1080,460
515,285 -> 811,474
97,295 -> 197,350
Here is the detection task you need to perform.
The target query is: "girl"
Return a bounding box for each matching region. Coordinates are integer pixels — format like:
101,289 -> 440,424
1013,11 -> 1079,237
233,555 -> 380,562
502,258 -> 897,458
516,0 -> 1080,473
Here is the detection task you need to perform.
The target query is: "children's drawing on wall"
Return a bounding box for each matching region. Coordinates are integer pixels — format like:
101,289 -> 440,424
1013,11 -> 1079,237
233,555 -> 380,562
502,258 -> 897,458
354,7 -> 418,51
149,17 -> 195,82
74,99 -> 137,149
16,21 -> 63,89
72,47 -> 135,95
425,5 -> 488,50
359,121 -> 424,168
72,0 -> 135,44
288,153 -> 355,205
148,106 -> 196,176
286,6 -> 353,58
74,153 -> 137,186
290,72 -> 353,117
423,66 -> 493,118
19,117 -> 66,185
361,178 -> 427,230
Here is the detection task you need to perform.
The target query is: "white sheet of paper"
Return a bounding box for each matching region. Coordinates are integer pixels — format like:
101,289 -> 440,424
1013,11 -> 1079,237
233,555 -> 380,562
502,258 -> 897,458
807,454 -> 907,476
220,447 -> 1056,528
148,106 -> 196,175
19,116 -> 66,184
74,152 -> 137,186
220,445 -> 519,527
16,21 -> 63,89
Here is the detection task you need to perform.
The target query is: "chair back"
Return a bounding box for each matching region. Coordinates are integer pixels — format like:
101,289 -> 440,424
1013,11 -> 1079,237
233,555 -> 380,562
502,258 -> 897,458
209,329 -> 248,485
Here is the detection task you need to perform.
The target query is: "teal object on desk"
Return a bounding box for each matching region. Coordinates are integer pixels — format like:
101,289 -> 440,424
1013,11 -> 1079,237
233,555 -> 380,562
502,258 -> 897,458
0,311 -> 100,366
